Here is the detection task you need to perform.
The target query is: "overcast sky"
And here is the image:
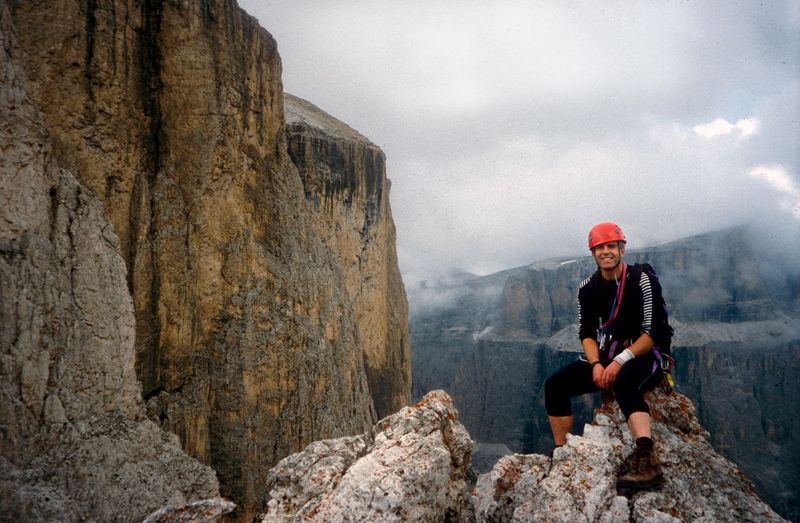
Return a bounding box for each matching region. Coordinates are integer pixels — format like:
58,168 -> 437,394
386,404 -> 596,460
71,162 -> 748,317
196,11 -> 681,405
239,1 -> 800,286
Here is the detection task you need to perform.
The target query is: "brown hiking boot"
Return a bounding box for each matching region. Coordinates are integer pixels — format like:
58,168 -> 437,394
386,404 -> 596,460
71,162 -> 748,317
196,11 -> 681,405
616,445 -> 664,490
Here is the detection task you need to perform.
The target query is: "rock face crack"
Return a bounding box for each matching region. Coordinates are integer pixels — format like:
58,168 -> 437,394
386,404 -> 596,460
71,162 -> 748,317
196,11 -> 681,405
137,0 -> 165,399
84,0 -> 97,101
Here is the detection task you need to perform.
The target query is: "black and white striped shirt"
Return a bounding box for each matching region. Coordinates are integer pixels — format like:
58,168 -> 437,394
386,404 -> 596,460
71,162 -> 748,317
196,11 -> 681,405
577,264 -> 655,345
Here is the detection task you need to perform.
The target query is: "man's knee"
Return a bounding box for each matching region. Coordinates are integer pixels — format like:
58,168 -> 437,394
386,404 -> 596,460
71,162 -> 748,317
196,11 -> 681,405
612,380 -> 650,419
611,374 -> 633,396
544,373 -> 558,397
544,373 -> 569,416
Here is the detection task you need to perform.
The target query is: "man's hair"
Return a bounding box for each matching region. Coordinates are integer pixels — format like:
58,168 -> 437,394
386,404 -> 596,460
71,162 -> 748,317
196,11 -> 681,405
590,240 -> 626,253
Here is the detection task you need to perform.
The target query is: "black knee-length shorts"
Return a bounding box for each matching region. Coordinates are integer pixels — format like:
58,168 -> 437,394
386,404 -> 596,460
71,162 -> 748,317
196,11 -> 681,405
544,352 -> 663,419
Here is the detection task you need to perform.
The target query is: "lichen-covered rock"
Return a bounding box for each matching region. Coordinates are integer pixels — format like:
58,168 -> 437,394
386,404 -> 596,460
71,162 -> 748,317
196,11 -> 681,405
0,3 -> 220,519
474,389 -> 786,522
262,390 -> 473,522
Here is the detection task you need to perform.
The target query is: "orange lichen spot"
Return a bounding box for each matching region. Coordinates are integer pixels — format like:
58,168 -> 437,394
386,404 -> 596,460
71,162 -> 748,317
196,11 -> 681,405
500,464 -> 521,484
414,397 -> 431,409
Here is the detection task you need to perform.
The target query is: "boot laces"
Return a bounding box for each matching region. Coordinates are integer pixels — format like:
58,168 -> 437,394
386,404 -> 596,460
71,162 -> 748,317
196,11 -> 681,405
622,446 -> 650,474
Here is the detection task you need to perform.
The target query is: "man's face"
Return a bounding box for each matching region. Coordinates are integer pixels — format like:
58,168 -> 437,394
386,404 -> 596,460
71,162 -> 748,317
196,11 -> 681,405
592,241 -> 625,271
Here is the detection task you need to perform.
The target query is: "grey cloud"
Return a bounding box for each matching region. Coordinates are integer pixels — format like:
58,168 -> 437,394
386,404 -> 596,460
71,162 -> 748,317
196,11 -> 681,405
240,0 -> 800,284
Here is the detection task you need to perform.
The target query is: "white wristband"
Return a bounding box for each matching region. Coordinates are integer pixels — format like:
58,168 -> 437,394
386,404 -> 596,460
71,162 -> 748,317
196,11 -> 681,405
613,348 -> 635,367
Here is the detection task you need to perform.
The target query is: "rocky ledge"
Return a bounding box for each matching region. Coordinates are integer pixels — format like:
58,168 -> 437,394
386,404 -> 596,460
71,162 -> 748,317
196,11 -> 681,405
261,390 -> 473,522
476,389 -> 785,522
261,389 -> 785,522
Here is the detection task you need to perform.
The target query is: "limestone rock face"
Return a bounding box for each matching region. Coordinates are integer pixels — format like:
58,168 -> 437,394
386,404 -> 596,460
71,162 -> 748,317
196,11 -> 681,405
474,390 -> 786,522
7,1 -> 410,519
261,390 -> 473,522
284,93 -> 411,419
0,2 -> 220,518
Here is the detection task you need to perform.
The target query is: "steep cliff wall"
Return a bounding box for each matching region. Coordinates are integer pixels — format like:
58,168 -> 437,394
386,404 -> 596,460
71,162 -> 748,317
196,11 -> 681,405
7,0 -> 410,519
0,3 -> 219,518
672,342 -> 800,520
284,94 -> 411,419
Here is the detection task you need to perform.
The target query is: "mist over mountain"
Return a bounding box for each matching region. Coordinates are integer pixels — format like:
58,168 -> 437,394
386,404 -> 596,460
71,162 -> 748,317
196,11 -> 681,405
410,227 -> 800,520
240,1 -> 800,288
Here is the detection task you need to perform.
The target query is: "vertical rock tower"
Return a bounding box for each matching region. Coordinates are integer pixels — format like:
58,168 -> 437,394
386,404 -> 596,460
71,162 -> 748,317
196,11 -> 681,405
284,94 -> 410,418
5,0 -> 410,518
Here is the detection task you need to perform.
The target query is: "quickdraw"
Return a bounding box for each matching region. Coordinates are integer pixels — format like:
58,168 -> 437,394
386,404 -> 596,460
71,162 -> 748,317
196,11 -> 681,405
652,349 -> 675,394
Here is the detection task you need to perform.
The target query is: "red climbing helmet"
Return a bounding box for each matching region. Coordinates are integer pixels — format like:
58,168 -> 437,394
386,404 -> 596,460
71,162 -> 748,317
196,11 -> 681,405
588,222 -> 626,250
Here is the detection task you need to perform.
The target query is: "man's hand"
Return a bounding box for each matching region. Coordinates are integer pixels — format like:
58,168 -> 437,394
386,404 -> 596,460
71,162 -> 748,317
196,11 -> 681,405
592,363 -> 604,388
599,361 -> 622,390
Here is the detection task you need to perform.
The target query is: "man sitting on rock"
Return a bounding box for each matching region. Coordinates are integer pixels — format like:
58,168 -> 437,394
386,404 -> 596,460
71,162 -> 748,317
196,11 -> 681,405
544,222 -> 667,490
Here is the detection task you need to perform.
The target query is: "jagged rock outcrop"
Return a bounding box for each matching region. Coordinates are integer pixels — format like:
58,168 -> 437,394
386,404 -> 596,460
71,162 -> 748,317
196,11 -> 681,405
6,1 -> 410,519
474,389 -> 786,522
258,389 -> 782,522
261,390 -> 472,522
0,2 -> 220,519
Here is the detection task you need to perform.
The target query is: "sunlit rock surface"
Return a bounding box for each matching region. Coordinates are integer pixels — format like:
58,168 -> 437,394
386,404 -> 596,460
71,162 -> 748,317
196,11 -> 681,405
261,390 -> 472,522
259,389 -> 782,522
284,93 -> 411,420
474,389 -> 786,522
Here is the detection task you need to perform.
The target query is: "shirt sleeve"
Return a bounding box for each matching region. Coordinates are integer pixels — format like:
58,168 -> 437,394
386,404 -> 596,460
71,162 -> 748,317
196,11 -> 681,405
639,270 -> 654,336
577,276 -> 595,341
